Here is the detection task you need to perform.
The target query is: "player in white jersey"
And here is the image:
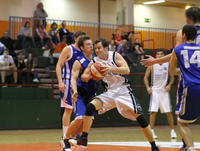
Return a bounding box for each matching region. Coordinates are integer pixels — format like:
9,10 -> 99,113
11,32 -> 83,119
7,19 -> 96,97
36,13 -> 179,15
76,38 -> 160,151
144,50 -> 177,140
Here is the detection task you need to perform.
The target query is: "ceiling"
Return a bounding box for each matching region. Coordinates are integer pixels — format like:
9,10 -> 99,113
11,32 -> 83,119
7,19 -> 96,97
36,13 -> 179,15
134,0 -> 200,8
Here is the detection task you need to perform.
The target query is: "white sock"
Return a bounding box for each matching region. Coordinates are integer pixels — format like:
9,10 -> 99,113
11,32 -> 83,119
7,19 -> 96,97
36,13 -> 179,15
63,126 -> 68,138
187,147 -> 195,151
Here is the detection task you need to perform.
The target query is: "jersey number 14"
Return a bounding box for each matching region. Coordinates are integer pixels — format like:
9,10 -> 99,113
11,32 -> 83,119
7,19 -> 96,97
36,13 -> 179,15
181,50 -> 200,68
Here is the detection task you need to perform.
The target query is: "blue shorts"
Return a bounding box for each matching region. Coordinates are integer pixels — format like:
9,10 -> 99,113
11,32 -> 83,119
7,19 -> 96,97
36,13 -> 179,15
74,95 -> 95,119
60,79 -> 72,109
178,85 -> 200,123
175,77 -> 184,114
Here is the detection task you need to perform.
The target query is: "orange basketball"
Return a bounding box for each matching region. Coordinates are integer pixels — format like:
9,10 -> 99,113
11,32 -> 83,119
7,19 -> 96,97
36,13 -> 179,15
90,62 -> 106,79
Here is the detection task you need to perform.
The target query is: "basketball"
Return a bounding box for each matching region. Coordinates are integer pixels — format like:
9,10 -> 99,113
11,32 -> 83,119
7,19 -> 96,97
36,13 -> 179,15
90,62 -> 107,79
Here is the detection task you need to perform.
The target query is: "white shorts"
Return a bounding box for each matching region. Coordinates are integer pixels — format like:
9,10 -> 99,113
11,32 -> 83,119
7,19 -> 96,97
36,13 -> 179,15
96,84 -> 143,121
149,89 -> 172,113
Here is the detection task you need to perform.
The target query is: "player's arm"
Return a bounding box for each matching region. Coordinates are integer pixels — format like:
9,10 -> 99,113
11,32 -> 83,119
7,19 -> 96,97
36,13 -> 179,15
56,46 -> 71,92
175,29 -> 183,47
81,61 -> 93,82
166,72 -> 175,92
103,52 -> 130,75
71,60 -> 82,102
169,50 -> 178,77
144,66 -> 152,95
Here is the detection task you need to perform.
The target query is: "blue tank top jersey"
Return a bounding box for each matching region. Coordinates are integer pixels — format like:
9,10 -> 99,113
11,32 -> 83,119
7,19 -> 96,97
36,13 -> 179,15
62,45 -> 83,80
174,43 -> 200,87
77,55 -> 99,100
195,25 -> 200,45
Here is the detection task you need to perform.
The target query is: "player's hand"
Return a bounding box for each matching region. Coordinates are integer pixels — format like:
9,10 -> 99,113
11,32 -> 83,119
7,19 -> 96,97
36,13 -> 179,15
72,91 -> 78,102
147,87 -> 152,95
165,85 -> 171,92
140,55 -> 155,67
58,82 -> 65,93
101,64 -> 112,75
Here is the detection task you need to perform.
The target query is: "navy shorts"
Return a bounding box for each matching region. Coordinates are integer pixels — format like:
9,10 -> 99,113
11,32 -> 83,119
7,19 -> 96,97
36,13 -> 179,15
178,85 -> 200,123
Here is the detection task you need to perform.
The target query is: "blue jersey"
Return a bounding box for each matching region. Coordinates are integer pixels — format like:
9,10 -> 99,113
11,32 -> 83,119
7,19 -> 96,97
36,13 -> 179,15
62,45 -> 83,80
195,25 -> 200,45
174,43 -> 200,87
77,55 -> 99,101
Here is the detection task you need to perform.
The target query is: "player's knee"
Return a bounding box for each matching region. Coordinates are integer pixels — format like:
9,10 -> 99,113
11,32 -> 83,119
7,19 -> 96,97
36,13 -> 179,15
85,103 -> 96,116
136,115 -> 149,128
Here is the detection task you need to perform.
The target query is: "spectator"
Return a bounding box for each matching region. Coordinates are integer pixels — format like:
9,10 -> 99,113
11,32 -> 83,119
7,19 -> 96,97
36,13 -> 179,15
17,21 -> 35,48
35,20 -> 51,48
114,29 -> 122,45
0,50 -> 17,84
15,52 -> 26,84
59,21 -> 70,41
48,22 -> 60,45
134,38 -> 144,60
126,31 -> 134,50
25,53 -> 39,83
0,31 -> 14,53
0,41 -> 6,55
33,2 -> 48,28
117,40 -> 137,67
109,39 -> 116,51
53,35 -> 67,58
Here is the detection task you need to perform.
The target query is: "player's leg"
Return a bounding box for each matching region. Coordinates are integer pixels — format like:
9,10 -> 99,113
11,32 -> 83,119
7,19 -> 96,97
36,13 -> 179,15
77,98 -> 103,147
150,112 -> 158,139
166,112 -> 177,139
116,86 -> 160,151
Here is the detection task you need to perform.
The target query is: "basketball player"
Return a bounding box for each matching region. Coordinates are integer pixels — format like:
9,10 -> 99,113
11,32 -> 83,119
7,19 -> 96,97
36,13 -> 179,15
169,24 -> 200,151
62,36 -> 99,151
77,38 -> 160,151
56,31 -> 86,146
141,7 -> 200,151
144,50 -> 177,140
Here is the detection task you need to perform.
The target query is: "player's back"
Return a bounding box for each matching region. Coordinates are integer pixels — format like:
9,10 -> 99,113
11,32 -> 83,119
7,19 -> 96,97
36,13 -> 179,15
174,42 -> 200,87
62,45 -> 83,79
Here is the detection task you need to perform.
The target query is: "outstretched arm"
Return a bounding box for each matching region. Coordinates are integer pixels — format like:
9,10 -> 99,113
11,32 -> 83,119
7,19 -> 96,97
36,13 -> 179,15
169,50 -> 178,77
81,61 -> 93,82
71,60 -> 82,102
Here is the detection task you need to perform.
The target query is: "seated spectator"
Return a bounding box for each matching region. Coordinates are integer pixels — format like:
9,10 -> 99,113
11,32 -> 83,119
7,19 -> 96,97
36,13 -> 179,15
117,40 -> 137,67
0,50 -> 17,84
17,21 -> 35,48
53,35 -> 67,58
0,30 -> 14,52
0,41 -> 6,55
59,21 -> 70,41
35,20 -> 51,48
134,38 -> 144,60
126,31 -> 134,50
109,39 -> 116,51
48,22 -> 60,45
15,52 -> 26,84
114,29 -> 122,45
25,53 -> 39,83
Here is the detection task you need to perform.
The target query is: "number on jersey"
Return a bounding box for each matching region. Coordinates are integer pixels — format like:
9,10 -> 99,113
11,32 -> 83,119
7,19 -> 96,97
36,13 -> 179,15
181,50 -> 200,68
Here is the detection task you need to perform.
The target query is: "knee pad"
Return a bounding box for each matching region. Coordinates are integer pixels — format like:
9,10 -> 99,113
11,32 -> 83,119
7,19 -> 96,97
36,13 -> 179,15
136,115 -> 149,128
85,103 -> 96,116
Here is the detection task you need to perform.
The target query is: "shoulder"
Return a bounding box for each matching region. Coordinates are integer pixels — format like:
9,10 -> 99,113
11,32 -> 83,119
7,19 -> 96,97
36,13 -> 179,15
174,43 -> 184,52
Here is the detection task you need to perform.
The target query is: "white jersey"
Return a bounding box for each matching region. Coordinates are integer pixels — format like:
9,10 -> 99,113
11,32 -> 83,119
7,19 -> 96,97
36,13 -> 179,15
94,51 -> 128,89
151,62 -> 169,89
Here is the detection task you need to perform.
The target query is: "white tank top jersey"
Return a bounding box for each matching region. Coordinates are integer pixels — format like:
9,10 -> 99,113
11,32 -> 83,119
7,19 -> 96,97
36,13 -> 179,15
94,51 -> 128,89
151,62 -> 169,89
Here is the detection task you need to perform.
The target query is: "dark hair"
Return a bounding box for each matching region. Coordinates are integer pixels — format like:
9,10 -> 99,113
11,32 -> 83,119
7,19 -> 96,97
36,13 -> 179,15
24,21 -> 30,27
94,38 -> 109,48
51,22 -> 57,29
74,31 -> 86,38
182,24 -> 197,41
156,49 -> 165,55
185,7 -> 200,23
78,35 -> 91,49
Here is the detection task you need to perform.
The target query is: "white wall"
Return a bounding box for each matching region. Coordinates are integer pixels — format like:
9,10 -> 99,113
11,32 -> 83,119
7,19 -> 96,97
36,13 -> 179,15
41,0 -> 116,24
134,4 -> 185,29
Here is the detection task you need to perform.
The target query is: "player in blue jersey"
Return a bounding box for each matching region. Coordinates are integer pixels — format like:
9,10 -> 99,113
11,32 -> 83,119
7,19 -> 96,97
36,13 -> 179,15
170,24 -> 200,151
56,31 -> 86,146
62,35 -> 99,151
